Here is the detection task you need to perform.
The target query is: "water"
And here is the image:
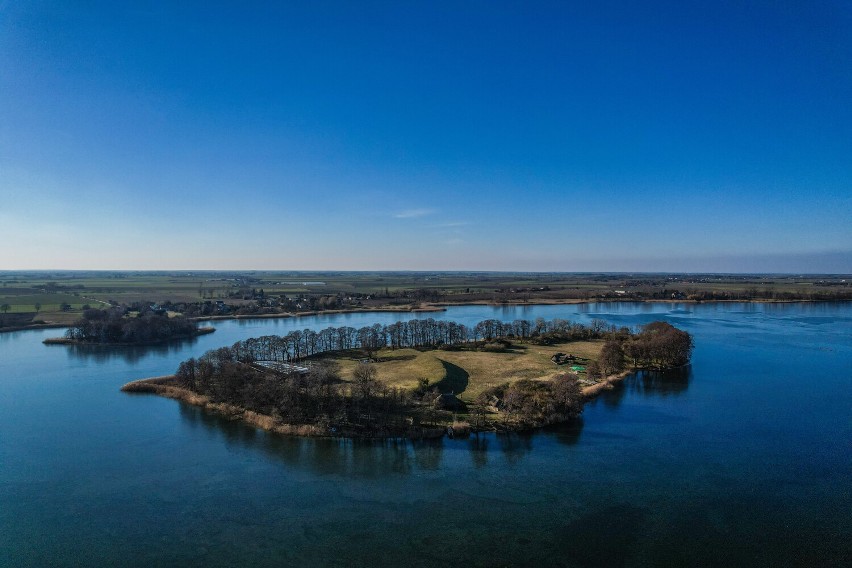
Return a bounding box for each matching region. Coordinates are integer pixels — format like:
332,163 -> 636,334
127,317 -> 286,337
1,303 -> 850,566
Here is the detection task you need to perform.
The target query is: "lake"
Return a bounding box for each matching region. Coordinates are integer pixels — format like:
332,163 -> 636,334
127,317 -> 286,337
1,303 -> 850,566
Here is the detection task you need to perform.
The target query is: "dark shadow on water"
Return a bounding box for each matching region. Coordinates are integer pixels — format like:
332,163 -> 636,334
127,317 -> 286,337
411,438 -> 444,470
177,403 -> 453,476
596,367 -> 692,409
642,491 -> 852,567
434,359 -> 469,394
63,336 -> 202,364
176,399 -> 589,478
468,434 -> 489,469
169,365 -> 682,478
497,431 -> 533,465
542,417 -> 585,446
598,378 -> 630,408
630,366 -> 692,397
558,504 -> 646,568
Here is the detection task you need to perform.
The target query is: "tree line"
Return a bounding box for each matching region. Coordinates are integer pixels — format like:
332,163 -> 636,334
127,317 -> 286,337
174,317 -> 692,371
177,317 -> 627,366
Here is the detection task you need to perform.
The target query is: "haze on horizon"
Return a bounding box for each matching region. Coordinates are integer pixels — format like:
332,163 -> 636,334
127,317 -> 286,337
1,1 -> 850,273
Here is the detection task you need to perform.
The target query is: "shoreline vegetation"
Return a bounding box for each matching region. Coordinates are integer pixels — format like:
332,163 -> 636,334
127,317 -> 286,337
121,317 -> 692,439
120,369 -> 634,439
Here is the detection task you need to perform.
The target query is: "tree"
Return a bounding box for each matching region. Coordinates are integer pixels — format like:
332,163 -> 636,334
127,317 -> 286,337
626,321 -> 694,369
550,373 -> 584,421
585,360 -> 602,382
34,303 -> 41,312
0,303 -> 9,315
469,396 -> 488,430
598,340 -> 625,376
358,325 -> 379,360
352,362 -> 378,399
351,362 -> 379,424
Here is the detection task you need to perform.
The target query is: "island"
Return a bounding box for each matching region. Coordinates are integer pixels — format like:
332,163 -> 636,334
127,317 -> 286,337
122,317 -> 693,438
44,308 -> 215,345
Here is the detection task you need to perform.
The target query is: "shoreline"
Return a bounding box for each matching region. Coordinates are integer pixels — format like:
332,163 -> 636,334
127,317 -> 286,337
122,368 -> 637,440
0,322 -> 69,334
121,375 -> 446,439
5,297 -> 847,335
192,304 -> 446,323
184,297 -> 850,328
581,370 -> 633,397
171,297 -> 852,326
436,297 -> 847,306
42,326 -> 216,346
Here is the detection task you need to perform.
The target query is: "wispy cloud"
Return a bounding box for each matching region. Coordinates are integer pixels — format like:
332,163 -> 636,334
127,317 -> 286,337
435,221 -> 471,228
393,208 -> 436,219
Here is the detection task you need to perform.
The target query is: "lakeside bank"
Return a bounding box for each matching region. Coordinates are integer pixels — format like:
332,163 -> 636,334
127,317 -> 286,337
121,375 -> 447,439
3,297 -> 848,335
191,297 -> 848,325
120,366 -> 631,441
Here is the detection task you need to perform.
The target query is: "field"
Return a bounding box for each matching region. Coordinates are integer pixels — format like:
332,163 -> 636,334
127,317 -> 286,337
1,270 -> 849,328
322,340 -> 603,401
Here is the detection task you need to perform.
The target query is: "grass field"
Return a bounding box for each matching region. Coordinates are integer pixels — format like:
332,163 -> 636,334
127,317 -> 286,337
322,340 -> 603,401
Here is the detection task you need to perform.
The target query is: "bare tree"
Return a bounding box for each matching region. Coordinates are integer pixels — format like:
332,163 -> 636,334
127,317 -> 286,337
599,340 -> 625,375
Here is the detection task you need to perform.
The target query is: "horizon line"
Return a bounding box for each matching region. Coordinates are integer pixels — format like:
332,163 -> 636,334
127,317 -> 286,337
1,269 -> 850,277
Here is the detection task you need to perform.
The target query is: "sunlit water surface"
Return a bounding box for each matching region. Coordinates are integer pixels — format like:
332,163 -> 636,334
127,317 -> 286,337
1,303 -> 850,566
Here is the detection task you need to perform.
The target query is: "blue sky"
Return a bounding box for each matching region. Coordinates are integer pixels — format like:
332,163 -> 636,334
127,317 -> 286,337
1,1 -> 850,272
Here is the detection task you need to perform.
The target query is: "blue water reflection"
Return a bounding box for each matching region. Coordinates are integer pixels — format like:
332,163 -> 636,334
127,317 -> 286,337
1,302 -> 850,566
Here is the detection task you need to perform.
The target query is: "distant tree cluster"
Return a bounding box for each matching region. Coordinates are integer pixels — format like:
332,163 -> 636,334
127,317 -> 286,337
608,282 -> 852,302
65,308 -> 198,344
624,321 -> 694,369
674,289 -> 852,302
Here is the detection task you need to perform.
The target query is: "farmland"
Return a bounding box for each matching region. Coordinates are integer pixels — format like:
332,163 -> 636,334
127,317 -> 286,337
1,270 -> 849,329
